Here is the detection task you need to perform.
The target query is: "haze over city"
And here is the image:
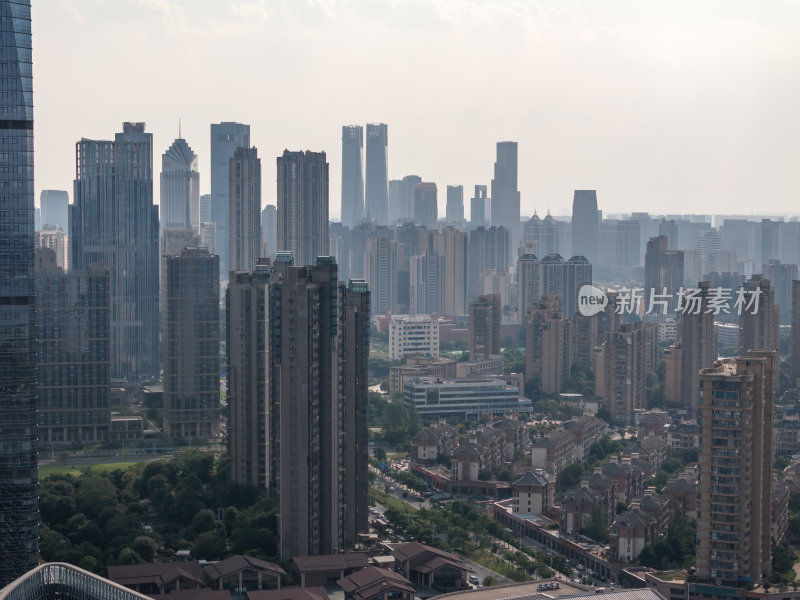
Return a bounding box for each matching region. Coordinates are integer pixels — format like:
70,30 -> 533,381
34,0 -> 800,216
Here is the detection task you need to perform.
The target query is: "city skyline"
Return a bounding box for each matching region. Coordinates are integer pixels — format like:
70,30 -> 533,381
31,1 -> 800,217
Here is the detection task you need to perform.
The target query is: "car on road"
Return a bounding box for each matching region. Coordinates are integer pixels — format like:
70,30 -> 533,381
469,575 -> 480,585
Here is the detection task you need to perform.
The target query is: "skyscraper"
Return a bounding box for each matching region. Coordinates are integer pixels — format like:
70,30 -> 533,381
39,189 -> 69,232
697,351 -> 775,586
525,294 -> 570,396
595,322 -> 646,425
439,227 -> 468,317
227,261 -> 271,489
676,281 -> 716,417
571,190 -> 599,263
365,123 -> 388,224
163,247 -> 220,440
261,204 -> 277,257
470,294 -> 502,360
160,136 -> 200,234
341,125 -> 364,227
739,275 -> 780,353
71,122 -> 160,380
792,280 -> 800,387
229,146 -> 262,274
470,185 -> 489,229
446,184 -> 464,224
414,181 -> 438,227
468,225 -> 510,302
410,250 -> 446,316
277,150 -> 330,267
211,122 -> 250,277
364,236 -> 397,316
339,279 -> 371,547
269,258 -> 368,558
35,248 -> 110,445
517,251 -> 541,321
0,0 -> 38,582
644,235 -> 684,313
490,142 -> 520,262
524,212 -> 560,257
389,175 -> 421,223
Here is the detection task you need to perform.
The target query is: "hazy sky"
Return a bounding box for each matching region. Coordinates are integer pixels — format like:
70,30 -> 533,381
34,0 -> 800,218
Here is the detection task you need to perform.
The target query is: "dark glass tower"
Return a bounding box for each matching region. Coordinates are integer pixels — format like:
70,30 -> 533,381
341,125 -> 364,228
0,0 -> 38,584
365,123 -> 388,224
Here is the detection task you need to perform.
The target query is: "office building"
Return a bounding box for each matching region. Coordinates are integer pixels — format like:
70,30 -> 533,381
0,0 -> 38,582
364,236 -> 397,316
269,259 -> 368,558
792,280 -> 800,387
389,315 -> 439,360
470,294 -> 502,360
490,142 -> 520,261
389,175 -> 421,223
39,189 -> 68,232
644,235 -> 684,314
261,204 -> 277,257
163,247 -> 220,440
403,377 -> 529,419
676,281 -> 716,417
595,322 -> 646,425
739,275 -> 780,353
160,136 -> 200,234
410,250 -> 445,315
470,184 -> 489,228
71,122 -> 160,380
446,184 -> 464,224
571,190 -> 599,263
440,226 -> 468,316
229,146 -> 261,274
227,261 -> 271,489
697,352 -> 775,586
35,226 -> 68,270
525,295 -> 570,396
468,226 -> 510,301
35,248 -> 110,444
341,125 -> 364,227
414,181 -> 438,227
277,150 -> 329,268
365,123 -> 388,223
211,122 -> 250,276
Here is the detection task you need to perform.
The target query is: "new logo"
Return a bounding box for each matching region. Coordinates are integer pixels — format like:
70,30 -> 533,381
578,285 -> 608,316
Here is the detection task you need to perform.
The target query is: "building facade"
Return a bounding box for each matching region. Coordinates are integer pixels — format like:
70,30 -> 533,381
341,125 -> 364,228
71,122 -> 160,380
470,294 -> 502,360
277,150 -> 329,268
229,146 -> 261,274
0,0 -> 38,583
160,137 -> 200,233
490,142 -> 520,262
388,315 -> 439,360
571,190 -> 599,263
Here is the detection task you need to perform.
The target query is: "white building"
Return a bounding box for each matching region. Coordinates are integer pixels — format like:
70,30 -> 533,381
388,315 -> 439,360
402,376 -> 531,419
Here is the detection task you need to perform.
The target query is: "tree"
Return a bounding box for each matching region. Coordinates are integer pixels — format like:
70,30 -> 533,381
76,476 -> 118,519
130,536 -> 158,562
193,531 -> 226,560
585,504 -> 609,543
117,547 -> 144,565
483,576 -> 498,587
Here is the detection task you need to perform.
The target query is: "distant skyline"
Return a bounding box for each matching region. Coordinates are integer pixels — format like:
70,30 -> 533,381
34,1 -> 800,217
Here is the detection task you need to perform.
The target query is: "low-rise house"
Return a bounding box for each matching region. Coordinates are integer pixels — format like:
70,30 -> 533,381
512,470 -> 555,515
636,411 -> 670,440
205,555 -> 286,592
559,487 -> 601,536
666,423 -> 698,454
451,443 -> 481,481
492,415 -> 531,460
337,566 -> 415,600
600,457 -> 643,505
107,563 -> 205,596
579,472 -> 617,526
390,542 -> 469,592
290,554 -> 368,588
531,430 -> 578,476
774,420 -> 800,456
610,507 -> 660,563
662,469 -> 698,519
562,416 -> 606,459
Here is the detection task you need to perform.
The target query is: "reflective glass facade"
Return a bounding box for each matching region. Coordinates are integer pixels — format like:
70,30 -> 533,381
0,0 -> 38,585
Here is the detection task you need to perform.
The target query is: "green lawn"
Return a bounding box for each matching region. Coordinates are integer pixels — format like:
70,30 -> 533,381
39,462 -> 139,479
